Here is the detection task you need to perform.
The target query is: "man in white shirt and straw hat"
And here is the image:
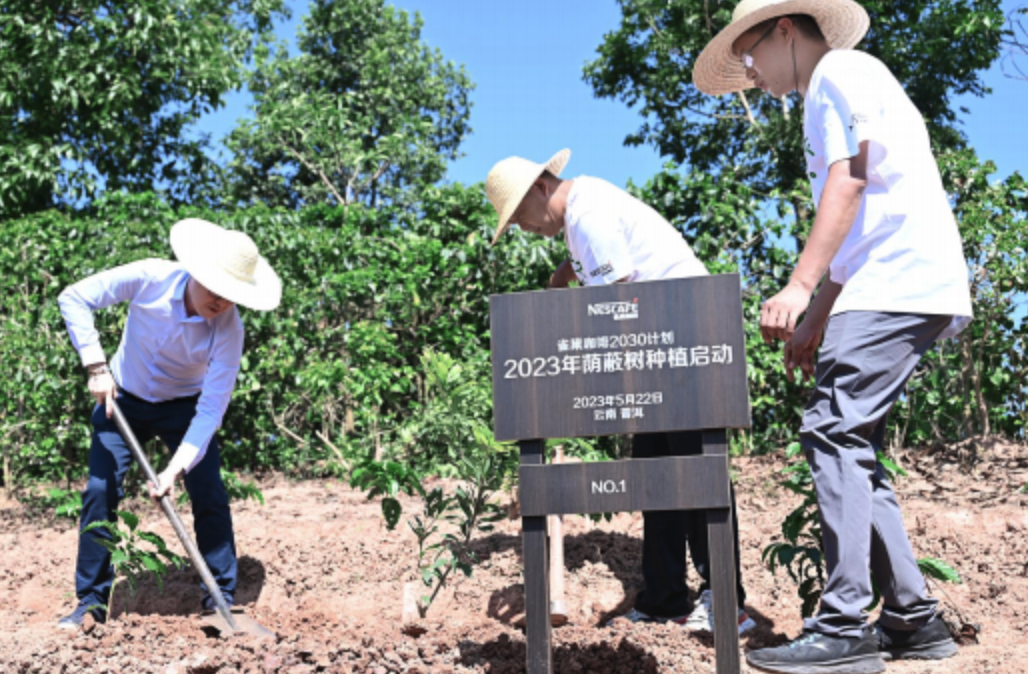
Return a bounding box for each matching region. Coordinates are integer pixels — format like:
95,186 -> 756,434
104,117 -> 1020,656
56,219 -> 281,628
486,149 -> 756,636
694,0 -> 970,671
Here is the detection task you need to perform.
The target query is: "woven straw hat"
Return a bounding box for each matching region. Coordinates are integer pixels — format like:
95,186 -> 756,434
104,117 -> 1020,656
170,219 -> 282,311
486,149 -> 571,245
693,0 -> 870,95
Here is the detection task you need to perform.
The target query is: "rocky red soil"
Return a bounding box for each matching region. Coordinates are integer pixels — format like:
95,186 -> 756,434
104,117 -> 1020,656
1,437 -> 1025,673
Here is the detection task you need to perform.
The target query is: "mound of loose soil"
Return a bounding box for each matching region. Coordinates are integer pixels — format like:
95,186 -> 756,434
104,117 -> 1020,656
1,439 -> 1025,673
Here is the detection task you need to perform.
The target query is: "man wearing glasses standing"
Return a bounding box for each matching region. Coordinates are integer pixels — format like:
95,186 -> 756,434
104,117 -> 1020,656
694,0 -> 971,672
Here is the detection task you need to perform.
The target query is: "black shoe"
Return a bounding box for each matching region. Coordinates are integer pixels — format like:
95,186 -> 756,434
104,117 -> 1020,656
57,604 -> 107,630
746,630 -> 885,674
875,617 -> 958,661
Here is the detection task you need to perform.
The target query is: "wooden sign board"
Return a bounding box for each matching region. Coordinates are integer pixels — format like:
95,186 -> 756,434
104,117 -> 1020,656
489,274 -> 751,441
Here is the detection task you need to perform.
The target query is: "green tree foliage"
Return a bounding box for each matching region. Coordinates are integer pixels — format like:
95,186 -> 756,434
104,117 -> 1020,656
224,0 -> 473,209
0,0 -> 285,217
895,152 -> 1028,444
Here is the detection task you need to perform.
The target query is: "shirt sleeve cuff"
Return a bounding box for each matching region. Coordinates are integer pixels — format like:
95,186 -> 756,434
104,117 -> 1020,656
171,442 -> 204,474
79,344 -> 107,368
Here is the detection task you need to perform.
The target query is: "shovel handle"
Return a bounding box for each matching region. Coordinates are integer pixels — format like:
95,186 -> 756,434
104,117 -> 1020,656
108,397 -> 239,633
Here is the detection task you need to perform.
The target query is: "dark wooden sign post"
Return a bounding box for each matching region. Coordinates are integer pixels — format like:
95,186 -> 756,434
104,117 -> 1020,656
490,274 -> 751,674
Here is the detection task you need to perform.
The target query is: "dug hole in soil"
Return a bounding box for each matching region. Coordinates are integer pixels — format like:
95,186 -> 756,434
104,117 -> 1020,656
1,437 -> 1026,673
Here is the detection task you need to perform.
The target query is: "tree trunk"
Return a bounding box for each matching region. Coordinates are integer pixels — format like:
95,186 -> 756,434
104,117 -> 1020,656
345,407 -> 355,434
959,335 -> 976,438
791,198 -> 811,254
373,416 -> 383,462
973,312 -> 992,438
2,445 -> 11,499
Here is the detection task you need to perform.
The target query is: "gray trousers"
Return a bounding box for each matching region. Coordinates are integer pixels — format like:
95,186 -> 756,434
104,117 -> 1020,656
801,311 -> 951,637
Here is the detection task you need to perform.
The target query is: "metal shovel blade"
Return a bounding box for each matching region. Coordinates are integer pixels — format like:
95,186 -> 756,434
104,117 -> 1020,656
201,607 -> 276,640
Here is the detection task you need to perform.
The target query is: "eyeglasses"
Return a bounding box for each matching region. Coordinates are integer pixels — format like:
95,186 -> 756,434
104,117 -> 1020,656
741,21 -> 778,69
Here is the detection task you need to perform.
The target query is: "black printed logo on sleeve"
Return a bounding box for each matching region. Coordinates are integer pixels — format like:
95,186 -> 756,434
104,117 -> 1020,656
849,112 -> 868,132
590,261 -> 614,278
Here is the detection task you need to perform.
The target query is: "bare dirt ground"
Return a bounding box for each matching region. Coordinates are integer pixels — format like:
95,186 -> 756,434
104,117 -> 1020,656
1,437 -> 1025,673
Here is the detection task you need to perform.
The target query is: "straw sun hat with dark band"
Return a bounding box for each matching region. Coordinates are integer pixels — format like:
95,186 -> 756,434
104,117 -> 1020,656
693,0 -> 870,96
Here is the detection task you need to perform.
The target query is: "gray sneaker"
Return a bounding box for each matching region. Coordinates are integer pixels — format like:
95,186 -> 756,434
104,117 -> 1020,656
875,618 -> 958,661
746,630 -> 885,674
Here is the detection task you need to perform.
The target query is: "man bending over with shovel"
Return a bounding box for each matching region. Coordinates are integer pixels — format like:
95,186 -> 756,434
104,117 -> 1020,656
56,219 -> 281,629
486,149 -> 755,636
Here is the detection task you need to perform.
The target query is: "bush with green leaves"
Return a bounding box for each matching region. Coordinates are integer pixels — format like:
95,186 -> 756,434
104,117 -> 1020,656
81,510 -> 185,619
763,442 -> 963,618
44,487 -> 83,520
349,458 -> 424,530
0,187 -> 562,489
349,347 -> 517,616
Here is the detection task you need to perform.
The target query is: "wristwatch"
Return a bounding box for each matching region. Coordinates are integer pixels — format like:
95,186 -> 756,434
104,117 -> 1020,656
88,364 -> 110,377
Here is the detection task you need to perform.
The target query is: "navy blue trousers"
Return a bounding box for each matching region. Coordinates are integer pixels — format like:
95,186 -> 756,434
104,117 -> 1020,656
75,391 -> 236,609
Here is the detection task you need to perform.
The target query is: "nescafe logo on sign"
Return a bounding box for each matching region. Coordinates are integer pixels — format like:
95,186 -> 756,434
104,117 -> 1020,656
587,298 -> 639,321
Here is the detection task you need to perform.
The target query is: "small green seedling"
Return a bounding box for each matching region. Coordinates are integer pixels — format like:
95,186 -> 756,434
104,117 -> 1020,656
407,450 -> 508,618
350,459 -> 424,529
81,510 -> 185,620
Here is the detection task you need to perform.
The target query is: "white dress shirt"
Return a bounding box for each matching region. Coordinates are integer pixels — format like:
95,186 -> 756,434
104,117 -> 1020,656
58,259 -> 244,472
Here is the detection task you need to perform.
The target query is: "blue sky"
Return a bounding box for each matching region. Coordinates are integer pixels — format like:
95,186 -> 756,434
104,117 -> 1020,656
200,0 -> 1026,189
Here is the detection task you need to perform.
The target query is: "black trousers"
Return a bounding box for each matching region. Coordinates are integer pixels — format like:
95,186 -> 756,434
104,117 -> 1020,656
631,430 -> 746,617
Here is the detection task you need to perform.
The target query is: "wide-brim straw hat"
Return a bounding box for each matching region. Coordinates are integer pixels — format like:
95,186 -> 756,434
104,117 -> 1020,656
486,149 -> 571,245
693,0 -> 870,96
170,218 -> 282,311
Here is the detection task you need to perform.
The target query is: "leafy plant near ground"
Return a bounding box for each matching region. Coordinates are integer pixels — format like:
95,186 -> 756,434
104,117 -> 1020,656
353,443 -> 511,618
81,511 -> 185,620
763,442 -> 963,618
350,459 -> 424,530
407,450 -> 509,618
43,487 -> 82,520
762,442 -> 825,618
352,348 -> 515,617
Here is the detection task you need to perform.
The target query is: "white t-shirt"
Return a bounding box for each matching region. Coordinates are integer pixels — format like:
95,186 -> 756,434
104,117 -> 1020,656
804,49 -> 972,337
563,176 -> 708,285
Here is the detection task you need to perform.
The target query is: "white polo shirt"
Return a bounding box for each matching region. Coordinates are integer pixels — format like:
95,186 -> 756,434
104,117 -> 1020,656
804,49 -> 972,337
562,176 -> 707,285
